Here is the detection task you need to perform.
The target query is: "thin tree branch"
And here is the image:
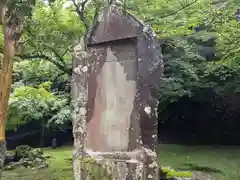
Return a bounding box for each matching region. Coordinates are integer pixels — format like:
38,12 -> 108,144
17,27 -> 72,74
43,44 -> 68,67
61,47 -> 70,57
16,53 -> 71,74
145,0 -> 198,22
87,4 -> 100,44
53,71 -> 66,83
71,0 -> 89,32
24,27 -> 69,68
161,0 -> 198,18
71,0 -> 90,49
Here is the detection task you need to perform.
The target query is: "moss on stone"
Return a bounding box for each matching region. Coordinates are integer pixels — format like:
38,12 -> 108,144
161,166 -> 193,178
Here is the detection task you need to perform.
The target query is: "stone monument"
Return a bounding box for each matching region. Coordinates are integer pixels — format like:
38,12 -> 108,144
71,4 -> 163,180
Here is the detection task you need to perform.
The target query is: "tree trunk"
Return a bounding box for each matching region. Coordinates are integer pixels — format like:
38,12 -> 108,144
0,25 -> 15,134
0,28 -> 15,179
0,113 -> 6,143
0,140 -> 6,179
0,5 -> 21,179
0,108 -> 7,176
39,120 -> 45,148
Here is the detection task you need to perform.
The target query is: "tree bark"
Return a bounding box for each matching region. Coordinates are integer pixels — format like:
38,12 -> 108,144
0,27 -> 16,179
0,4 -> 21,179
0,140 -> 6,179
39,119 -> 46,147
0,26 -> 15,139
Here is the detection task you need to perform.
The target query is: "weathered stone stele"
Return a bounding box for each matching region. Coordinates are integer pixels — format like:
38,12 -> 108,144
71,4 -> 164,180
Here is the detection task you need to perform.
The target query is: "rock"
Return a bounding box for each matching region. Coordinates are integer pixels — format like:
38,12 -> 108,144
15,145 -> 31,160
43,154 -> 52,159
4,152 -> 15,165
4,165 -> 14,171
192,171 -> 215,180
3,146 -> 49,171
29,148 -> 44,160
64,157 -> 72,163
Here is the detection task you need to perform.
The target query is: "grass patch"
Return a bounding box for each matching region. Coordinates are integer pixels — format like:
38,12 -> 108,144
3,146 -> 73,180
3,144 -> 240,180
157,144 -> 240,180
181,163 -> 222,173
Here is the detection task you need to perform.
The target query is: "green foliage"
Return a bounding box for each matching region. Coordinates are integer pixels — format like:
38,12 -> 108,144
128,0 -> 211,38
13,60 -> 67,86
159,37 -> 203,105
209,1 -> 240,64
48,106 -> 71,130
7,82 -> 70,131
2,0 -> 239,132
1,0 -> 36,21
153,0 -> 240,111
15,0 -> 83,73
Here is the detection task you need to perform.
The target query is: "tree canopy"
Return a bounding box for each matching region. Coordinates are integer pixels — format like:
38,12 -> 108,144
0,0 -> 239,144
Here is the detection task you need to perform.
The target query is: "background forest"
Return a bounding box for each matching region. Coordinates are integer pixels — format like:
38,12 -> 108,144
1,0 -> 240,180
2,0 -> 239,148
